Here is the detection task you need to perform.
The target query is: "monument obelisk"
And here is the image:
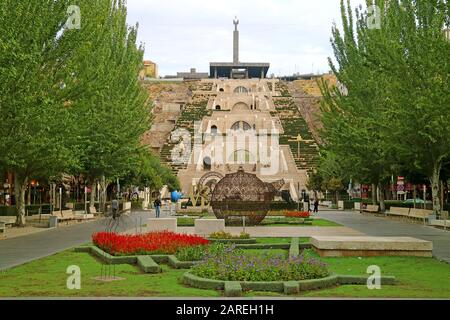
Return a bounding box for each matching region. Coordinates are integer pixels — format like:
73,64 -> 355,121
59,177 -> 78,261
233,17 -> 239,64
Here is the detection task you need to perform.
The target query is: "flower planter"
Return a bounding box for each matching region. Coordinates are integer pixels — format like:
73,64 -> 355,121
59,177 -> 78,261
207,238 -> 257,244
182,272 -> 396,297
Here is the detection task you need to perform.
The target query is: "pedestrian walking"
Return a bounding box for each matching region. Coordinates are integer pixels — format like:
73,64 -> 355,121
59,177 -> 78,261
154,197 -> 162,218
313,199 -> 319,213
111,198 -> 119,220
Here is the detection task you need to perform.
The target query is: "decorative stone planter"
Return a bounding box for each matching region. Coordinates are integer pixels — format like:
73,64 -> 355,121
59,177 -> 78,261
147,218 -> 177,232
311,236 -> 433,257
182,272 -> 396,297
122,202 -> 132,211
194,219 -> 225,237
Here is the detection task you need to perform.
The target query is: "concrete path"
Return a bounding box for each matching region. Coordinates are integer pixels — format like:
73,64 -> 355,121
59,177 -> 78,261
316,210 -> 450,263
1,209 -> 448,270
178,226 -> 364,237
0,211 -> 152,271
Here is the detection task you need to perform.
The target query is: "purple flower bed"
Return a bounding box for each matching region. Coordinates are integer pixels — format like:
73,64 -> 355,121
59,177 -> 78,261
191,246 -> 329,282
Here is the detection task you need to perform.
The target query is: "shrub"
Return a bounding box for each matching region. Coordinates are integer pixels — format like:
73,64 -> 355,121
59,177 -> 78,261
285,211 -> 310,218
0,206 -> 17,216
92,231 -> 209,256
209,231 -> 250,240
269,202 -> 298,211
131,199 -> 144,209
176,243 -> 237,261
175,245 -> 207,261
191,249 -> 329,282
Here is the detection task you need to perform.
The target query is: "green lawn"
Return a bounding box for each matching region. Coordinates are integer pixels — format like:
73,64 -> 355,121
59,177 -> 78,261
1,247 -> 448,298
261,217 -> 341,227
299,253 -> 450,298
0,251 -> 219,298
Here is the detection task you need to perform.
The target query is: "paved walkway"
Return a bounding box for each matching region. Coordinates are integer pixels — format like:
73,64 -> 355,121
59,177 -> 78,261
316,210 -> 450,263
0,211 -> 152,271
1,209 -> 449,271
178,226 -> 364,237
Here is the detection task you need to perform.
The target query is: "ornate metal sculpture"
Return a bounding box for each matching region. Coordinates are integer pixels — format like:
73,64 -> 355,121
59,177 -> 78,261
211,167 -> 284,225
188,172 -> 224,208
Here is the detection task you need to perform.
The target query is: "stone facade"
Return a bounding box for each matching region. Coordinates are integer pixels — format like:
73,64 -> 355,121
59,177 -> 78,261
177,79 -> 309,201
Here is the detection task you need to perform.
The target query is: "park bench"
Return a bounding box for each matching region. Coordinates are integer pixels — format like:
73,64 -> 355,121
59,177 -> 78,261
362,204 -> 379,213
408,208 -> 433,224
52,210 -> 76,224
429,219 -> 450,229
73,211 -> 95,221
0,216 -> 16,226
387,207 -> 410,220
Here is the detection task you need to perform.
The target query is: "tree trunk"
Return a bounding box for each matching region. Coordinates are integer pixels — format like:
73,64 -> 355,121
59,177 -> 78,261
90,180 -> 97,213
27,181 -> 31,205
378,182 -> 386,212
440,180 -> 444,219
100,175 -> 107,214
430,161 -> 442,216
413,186 -> 417,209
14,173 -> 28,227
371,183 -> 377,205
335,190 -> 339,205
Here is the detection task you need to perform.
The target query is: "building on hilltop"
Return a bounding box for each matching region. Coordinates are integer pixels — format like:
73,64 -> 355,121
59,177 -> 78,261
139,60 -> 158,79
177,68 -> 209,80
210,18 -> 270,79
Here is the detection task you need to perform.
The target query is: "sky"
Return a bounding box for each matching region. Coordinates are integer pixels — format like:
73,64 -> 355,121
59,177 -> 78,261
126,0 -> 366,77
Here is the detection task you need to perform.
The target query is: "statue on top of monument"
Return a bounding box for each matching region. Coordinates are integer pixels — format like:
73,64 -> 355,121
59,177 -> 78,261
233,16 -> 239,31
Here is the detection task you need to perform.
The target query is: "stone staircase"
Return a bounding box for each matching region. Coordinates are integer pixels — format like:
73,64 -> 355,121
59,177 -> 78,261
272,82 -> 320,174
159,94 -> 212,175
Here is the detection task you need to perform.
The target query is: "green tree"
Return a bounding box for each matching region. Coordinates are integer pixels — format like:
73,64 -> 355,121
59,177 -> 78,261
61,0 -> 150,212
319,0 -> 397,211
122,148 -> 180,193
379,0 -> 450,215
0,0 -> 152,224
319,0 -> 450,214
0,0 -> 79,225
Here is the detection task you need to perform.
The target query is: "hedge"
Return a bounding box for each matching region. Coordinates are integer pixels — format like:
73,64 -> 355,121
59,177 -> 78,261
72,202 -> 100,211
75,246 -> 197,270
269,202 -> 299,211
0,206 -> 17,216
182,272 -> 397,295
137,256 -> 161,273
343,201 -> 355,210
132,199 -> 144,209
224,282 -> 242,297
0,204 -> 53,216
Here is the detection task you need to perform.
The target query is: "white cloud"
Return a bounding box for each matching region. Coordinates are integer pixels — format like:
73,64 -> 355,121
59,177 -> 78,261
126,0 -> 366,76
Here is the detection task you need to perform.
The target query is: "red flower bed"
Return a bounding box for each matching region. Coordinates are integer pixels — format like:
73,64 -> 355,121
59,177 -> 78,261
92,231 -> 209,256
285,211 -> 311,218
